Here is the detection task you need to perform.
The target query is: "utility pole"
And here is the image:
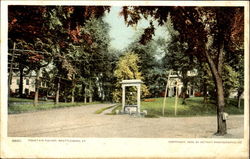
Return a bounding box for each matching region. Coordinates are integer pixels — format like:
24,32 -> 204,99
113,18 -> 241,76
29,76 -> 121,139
162,70 -> 172,116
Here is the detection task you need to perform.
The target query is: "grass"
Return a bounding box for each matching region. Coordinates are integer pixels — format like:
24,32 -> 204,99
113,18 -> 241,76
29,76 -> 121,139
8,97 -> 35,102
108,97 -> 244,118
94,105 -> 116,114
8,97 -> 244,117
8,101 -> 101,114
142,97 -> 244,117
111,105 -> 122,114
101,105 -> 122,115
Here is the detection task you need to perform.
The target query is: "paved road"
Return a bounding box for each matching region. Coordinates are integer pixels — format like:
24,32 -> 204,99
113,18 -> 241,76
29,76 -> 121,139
8,104 -> 244,138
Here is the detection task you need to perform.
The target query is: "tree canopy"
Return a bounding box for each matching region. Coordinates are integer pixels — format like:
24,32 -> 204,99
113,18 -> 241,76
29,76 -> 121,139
121,6 -> 244,135
112,52 -> 149,103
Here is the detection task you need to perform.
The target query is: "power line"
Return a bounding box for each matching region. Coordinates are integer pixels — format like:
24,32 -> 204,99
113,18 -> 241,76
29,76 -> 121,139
9,49 -> 50,54
8,49 -> 117,61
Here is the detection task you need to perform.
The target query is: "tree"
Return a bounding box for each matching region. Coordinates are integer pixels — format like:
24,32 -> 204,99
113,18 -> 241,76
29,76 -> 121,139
121,6 -> 244,135
8,6 -> 112,105
40,6 -> 111,103
112,52 -> 149,103
160,23 -> 197,104
126,33 -> 167,97
8,6 -> 48,98
9,6 -> 54,105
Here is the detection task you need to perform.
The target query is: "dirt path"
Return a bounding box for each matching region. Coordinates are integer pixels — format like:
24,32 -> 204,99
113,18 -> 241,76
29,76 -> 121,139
8,104 -> 244,138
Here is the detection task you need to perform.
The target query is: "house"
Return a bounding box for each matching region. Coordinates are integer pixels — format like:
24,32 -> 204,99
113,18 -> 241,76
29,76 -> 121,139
9,70 -> 47,96
167,70 -> 197,97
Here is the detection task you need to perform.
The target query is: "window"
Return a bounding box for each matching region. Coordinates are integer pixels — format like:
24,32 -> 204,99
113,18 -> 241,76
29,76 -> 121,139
17,79 -> 20,85
26,79 -> 29,85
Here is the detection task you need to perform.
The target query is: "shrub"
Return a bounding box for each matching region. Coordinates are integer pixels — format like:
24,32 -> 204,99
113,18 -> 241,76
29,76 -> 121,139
194,92 -> 202,97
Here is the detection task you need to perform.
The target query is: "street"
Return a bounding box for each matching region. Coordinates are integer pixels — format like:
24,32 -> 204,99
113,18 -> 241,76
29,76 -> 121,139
8,104 -> 244,138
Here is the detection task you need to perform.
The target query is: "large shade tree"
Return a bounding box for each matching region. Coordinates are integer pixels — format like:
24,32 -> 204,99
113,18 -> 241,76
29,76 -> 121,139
8,6 -> 51,99
160,23 -> 198,104
126,37 -> 166,97
8,6 -> 111,104
121,6 -> 244,135
42,6 -> 111,103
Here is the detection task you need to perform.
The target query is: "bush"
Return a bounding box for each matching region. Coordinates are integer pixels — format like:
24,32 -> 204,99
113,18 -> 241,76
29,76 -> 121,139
194,92 -> 202,97
144,98 -> 156,102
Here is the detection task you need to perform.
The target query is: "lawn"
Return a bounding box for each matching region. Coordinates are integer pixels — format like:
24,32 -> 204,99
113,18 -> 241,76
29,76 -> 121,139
142,97 -> 244,117
94,105 -> 116,114
8,98 -> 101,114
8,97 -> 35,102
106,97 -> 244,117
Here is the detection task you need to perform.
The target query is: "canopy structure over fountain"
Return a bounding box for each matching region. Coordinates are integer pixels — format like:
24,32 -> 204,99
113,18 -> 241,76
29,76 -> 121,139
120,79 -> 143,114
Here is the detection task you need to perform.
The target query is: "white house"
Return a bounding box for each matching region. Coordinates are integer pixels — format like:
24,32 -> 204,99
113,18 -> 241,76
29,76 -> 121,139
9,70 -> 47,95
167,70 -> 197,97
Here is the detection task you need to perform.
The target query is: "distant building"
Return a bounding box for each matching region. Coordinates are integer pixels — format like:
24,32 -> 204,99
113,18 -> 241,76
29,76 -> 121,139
166,69 -> 243,99
167,70 -> 197,97
9,70 -> 47,96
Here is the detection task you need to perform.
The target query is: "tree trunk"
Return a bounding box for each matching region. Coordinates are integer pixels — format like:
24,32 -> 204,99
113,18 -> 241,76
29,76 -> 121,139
203,79 -> 208,104
8,42 -> 16,95
19,65 -> 24,98
174,82 -> 179,116
72,89 -> 75,103
215,77 -> 227,135
71,74 -> 75,103
238,97 -> 241,109
89,93 -> 92,103
89,81 -> 92,103
84,86 -> 87,104
181,70 -> 188,105
181,81 -> 188,105
34,69 -> 41,106
55,77 -> 60,104
237,91 -> 243,108
205,44 -> 227,135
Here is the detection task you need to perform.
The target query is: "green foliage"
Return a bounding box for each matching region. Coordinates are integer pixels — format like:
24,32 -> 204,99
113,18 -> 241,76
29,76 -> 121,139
112,52 -> 150,103
38,7 -> 113,102
222,64 -> 240,98
126,37 -> 166,97
161,27 -> 198,104
9,6 -> 112,103
114,52 -> 142,80
145,67 -> 167,97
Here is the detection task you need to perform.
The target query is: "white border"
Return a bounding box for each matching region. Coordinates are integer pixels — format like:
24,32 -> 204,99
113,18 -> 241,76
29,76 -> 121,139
1,1 -> 249,158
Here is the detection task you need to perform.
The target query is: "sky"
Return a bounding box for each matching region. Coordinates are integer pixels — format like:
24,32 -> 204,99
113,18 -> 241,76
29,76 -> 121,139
103,6 -> 169,51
